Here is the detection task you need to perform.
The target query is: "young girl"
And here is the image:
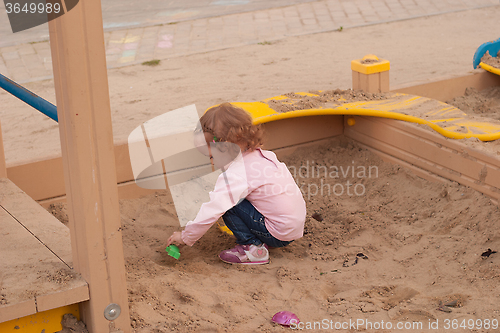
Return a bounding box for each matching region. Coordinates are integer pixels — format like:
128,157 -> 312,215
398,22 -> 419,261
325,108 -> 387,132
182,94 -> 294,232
166,103 -> 306,265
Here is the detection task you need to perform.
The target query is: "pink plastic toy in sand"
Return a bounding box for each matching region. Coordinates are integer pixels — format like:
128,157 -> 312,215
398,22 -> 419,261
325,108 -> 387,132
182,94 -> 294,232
272,311 -> 300,326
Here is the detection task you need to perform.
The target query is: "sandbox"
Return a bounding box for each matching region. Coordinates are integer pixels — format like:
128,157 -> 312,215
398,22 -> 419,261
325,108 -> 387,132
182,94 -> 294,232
118,136 -> 500,332
117,74 -> 500,332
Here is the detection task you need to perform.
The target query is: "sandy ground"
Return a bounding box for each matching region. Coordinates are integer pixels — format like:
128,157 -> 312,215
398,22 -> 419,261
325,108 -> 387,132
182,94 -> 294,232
481,51 -> 500,69
46,85 -> 500,331
49,135 -> 500,332
448,86 -> 500,121
3,4 -> 500,333
47,82 -> 500,331
445,86 -> 500,156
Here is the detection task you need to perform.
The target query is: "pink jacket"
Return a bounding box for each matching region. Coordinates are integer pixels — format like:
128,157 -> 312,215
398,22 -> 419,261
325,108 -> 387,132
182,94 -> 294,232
181,148 -> 306,246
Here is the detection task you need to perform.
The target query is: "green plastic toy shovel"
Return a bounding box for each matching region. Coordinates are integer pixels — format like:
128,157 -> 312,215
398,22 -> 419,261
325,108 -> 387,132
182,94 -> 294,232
165,245 -> 180,259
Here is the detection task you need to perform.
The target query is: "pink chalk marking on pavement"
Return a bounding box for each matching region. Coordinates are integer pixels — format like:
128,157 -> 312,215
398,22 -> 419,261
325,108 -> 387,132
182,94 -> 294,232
157,34 -> 173,49
124,43 -> 139,50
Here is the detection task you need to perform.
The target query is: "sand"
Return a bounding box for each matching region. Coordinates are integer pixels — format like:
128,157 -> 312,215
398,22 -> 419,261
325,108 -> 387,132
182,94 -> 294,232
48,135 -> 500,332
265,89 -> 388,113
481,51 -> 500,69
447,86 -> 500,120
2,4 -> 499,332
446,86 -> 500,155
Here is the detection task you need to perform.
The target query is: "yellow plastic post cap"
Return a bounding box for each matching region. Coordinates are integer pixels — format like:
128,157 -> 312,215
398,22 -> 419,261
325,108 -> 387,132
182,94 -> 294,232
362,54 -> 379,61
351,54 -> 390,74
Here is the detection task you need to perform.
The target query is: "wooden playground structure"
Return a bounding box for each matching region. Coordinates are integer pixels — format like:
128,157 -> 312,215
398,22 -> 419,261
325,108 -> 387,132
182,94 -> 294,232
0,0 -> 499,331
1,0 -> 130,332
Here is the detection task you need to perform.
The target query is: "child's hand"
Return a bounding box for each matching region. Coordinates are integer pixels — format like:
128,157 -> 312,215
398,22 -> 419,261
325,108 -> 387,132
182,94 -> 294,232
167,231 -> 185,246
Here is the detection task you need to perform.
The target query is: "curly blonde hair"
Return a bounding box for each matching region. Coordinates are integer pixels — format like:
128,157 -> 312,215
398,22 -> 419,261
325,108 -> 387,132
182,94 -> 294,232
200,103 -> 264,151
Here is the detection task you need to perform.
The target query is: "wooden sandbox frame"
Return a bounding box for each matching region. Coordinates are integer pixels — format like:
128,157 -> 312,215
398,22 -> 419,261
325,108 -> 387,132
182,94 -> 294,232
1,14 -> 500,333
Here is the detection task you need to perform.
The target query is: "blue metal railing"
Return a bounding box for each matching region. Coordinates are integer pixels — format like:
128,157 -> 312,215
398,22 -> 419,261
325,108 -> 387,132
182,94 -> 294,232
0,73 -> 58,122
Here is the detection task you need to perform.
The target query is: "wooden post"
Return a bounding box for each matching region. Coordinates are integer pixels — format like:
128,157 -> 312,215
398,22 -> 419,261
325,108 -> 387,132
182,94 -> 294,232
48,1 -> 130,332
0,121 -> 6,178
352,54 -> 390,93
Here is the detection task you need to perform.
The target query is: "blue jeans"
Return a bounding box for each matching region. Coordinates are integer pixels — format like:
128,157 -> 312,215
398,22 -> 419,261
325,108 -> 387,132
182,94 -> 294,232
222,199 -> 292,248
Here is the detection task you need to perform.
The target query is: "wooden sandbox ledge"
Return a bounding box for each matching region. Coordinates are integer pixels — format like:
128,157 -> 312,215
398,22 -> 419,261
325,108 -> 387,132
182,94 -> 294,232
3,70 -> 500,209
0,178 -> 89,323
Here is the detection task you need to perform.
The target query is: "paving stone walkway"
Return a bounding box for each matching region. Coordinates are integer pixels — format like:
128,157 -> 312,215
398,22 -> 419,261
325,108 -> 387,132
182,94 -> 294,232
0,0 -> 498,83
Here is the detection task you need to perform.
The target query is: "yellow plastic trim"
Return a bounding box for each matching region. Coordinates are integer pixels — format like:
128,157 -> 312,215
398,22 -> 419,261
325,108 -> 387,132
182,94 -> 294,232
261,95 -> 288,102
351,57 -> 390,74
227,93 -> 500,142
252,107 -> 500,141
479,62 -> 500,76
231,101 -> 276,119
0,304 -> 80,333
290,92 -> 319,97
